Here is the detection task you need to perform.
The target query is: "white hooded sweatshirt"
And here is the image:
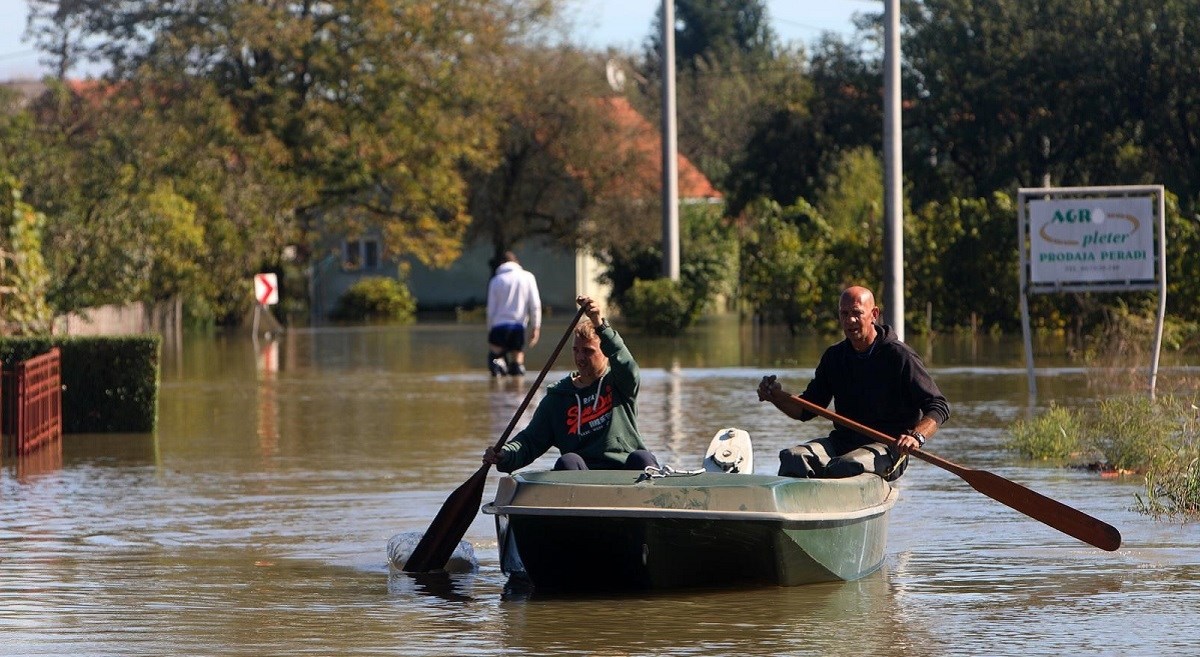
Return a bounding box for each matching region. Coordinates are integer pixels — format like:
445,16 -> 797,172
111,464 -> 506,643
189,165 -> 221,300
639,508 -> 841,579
487,261 -> 542,330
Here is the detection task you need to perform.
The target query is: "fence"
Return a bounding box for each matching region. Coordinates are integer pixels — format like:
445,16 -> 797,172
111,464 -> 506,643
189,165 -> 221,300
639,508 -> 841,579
2,347 -> 63,458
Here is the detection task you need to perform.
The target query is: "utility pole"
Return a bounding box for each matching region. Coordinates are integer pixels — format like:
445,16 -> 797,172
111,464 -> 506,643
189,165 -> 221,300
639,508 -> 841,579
661,0 -> 680,280
883,0 -> 904,339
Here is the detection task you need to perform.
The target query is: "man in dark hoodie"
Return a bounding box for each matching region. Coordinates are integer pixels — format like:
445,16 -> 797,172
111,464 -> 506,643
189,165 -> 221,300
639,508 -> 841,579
483,295 -> 659,472
757,285 -> 950,481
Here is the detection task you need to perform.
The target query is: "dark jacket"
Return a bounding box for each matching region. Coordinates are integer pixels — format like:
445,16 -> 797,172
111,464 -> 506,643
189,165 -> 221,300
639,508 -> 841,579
496,323 -> 647,472
799,323 -> 950,446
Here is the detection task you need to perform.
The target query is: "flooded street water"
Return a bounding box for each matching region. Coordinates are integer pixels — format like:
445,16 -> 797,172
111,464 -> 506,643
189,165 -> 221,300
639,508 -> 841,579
2,317 -> 1198,656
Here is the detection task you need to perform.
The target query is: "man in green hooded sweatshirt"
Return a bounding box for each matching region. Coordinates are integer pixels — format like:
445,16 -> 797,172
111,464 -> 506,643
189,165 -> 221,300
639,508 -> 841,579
483,295 -> 659,472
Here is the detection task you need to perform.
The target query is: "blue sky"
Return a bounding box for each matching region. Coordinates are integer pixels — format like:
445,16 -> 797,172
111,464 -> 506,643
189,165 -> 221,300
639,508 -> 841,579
0,0 -> 873,79
567,0 -> 870,51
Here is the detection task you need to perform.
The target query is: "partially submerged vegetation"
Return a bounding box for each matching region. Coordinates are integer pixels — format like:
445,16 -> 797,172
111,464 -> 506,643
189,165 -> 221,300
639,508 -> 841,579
1006,394 -> 1200,520
1005,304 -> 1200,519
1140,455 -> 1200,519
1006,403 -> 1083,462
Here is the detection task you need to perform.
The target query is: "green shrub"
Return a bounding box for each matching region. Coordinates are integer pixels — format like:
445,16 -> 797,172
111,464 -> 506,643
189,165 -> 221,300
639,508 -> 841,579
738,198 -> 830,333
619,278 -> 690,336
598,203 -> 737,335
1,335 -> 161,433
1090,395 -> 1176,472
1135,397 -> 1200,519
332,276 -> 416,323
1005,403 -> 1083,460
1138,456 -> 1200,519
1007,394 -> 1200,519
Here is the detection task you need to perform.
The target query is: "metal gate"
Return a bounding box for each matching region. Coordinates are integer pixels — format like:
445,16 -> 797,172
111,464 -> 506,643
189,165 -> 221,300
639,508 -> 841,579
2,347 -> 63,458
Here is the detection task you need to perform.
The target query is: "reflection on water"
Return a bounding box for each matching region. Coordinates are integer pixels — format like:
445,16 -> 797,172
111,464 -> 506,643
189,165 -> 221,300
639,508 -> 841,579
1,319 -> 1198,656
256,338 -> 280,459
494,573 -> 897,657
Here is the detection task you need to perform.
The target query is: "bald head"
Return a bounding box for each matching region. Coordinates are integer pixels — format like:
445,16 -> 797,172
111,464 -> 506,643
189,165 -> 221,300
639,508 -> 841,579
838,286 -> 880,351
840,286 -> 875,309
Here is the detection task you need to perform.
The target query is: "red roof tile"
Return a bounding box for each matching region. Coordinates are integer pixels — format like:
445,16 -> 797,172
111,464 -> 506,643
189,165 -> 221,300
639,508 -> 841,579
597,96 -> 722,201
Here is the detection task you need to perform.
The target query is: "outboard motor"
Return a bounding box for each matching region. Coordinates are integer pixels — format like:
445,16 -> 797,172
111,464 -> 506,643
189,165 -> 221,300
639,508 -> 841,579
702,427 -> 754,474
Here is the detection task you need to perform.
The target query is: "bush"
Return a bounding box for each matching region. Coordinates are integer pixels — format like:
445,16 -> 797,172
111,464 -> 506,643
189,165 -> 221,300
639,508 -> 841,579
1007,394 -> 1200,520
332,277 -> 416,323
1004,403 -> 1083,460
1139,456 -> 1200,519
598,203 -> 737,334
1091,395 -> 1176,472
618,278 -> 690,336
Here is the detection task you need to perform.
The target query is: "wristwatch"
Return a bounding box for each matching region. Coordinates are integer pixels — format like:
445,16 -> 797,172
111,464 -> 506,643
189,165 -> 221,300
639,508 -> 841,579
906,430 -> 926,447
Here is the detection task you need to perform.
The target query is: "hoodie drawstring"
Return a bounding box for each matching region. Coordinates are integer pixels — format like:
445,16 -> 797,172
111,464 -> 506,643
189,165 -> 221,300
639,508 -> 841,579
593,373 -> 605,410
573,374 -> 605,434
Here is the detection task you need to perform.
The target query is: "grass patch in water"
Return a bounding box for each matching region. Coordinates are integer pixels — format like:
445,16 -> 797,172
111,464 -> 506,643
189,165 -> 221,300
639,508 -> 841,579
1135,397 -> 1200,519
1005,403 -> 1083,461
1139,456 -> 1200,518
1006,394 -> 1200,520
1019,303 -> 1200,518
1091,395 -> 1177,472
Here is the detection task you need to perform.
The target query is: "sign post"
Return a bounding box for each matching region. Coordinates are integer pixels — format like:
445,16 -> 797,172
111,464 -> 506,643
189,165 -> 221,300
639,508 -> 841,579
252,273 -> 281,340
1018,185 -> 1167,398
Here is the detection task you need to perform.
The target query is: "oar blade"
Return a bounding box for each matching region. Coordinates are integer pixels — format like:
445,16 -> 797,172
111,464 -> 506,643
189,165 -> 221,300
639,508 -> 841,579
962,468 -> 1122,551
403,466 -> 489,572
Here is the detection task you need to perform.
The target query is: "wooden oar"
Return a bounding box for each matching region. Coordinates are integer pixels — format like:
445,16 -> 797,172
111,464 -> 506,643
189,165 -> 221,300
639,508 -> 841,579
404,307 -> 586,572
784,394 -> 1123,552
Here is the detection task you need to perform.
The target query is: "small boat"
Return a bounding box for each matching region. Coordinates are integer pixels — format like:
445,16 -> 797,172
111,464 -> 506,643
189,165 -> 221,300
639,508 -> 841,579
482,430 -> 897,591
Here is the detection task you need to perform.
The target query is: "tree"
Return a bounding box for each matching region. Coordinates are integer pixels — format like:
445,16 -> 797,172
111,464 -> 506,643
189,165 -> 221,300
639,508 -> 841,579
465,46 -> 651,266
727,33 -> 883,214
0,176 -> 53,334
7,77 -> 297,320
644,0 -> 778,73
1112,1 -> 1200,205
900,0 -> 1200,210
26,0 -> 558,272
5,80 -> 155,313
904,193 -> 1019,332
738,198 -> 832,333
631,0 -> 807,191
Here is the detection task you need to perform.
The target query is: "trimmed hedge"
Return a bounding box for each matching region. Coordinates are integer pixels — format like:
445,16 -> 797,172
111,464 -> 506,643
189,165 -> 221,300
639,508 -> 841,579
1,335 -> 161,433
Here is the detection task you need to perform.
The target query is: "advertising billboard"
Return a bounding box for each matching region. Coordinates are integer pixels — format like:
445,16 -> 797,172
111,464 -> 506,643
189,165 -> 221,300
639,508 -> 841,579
1028,196 -> 1155,284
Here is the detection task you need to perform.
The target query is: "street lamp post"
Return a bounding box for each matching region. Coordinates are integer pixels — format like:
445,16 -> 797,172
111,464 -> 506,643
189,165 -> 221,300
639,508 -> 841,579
661,0 -> 680,281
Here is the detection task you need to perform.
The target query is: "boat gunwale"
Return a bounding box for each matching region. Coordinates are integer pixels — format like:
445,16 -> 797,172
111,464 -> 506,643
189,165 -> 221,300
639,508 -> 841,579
482,486 -> 898,523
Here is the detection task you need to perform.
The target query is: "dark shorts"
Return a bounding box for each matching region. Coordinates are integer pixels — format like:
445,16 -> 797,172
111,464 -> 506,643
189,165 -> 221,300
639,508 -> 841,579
488,324 -> 526,352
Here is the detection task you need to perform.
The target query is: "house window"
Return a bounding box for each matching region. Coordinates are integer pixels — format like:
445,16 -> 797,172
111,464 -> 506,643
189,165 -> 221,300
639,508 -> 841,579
343,238 -> 380,270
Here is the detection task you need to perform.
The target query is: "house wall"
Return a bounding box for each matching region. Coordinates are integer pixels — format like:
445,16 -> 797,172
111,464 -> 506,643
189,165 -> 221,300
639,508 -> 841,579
403,237 -> 611,316
310,229 -> 613,320
308,244 -> 402,322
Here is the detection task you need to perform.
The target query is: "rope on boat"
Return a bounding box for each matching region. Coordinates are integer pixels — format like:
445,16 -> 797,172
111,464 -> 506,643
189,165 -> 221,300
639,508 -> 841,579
638,464 -> 707,481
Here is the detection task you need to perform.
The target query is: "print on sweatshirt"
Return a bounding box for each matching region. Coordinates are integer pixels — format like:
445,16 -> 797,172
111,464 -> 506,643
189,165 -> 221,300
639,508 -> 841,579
568,387 -> 614,435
